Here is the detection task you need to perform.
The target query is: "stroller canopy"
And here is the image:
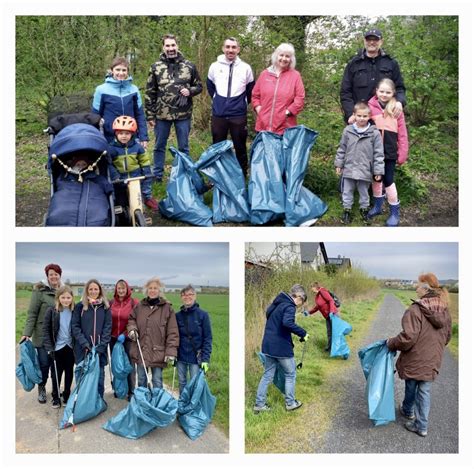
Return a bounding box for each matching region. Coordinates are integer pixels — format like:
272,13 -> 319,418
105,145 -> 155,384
15,340 -> 42,392
50,123 -> 108,157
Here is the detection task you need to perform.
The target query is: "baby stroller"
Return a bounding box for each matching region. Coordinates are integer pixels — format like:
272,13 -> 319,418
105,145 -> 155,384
44,112 -> 115,227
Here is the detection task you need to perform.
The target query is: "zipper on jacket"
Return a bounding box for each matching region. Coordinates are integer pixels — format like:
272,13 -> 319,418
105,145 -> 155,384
227,62 -> 234,98
83,181 -> 90,226
269,74 -> 281,132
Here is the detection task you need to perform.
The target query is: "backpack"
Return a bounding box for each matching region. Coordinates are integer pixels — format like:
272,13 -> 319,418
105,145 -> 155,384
329,291 -> 341,308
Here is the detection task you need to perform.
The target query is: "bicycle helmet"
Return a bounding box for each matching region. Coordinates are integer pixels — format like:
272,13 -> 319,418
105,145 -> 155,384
112,115 -> 138,133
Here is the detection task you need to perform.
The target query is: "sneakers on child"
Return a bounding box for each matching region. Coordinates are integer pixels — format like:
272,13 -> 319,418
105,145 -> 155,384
253,404 -> 271,414
144,197 -> 159,211
341,209 -> 352,225
405,421 -> 427,437
37,384 -> 47,404
286,400 -> 303,411
360,208 -> 370,223
52,397 -> 61,409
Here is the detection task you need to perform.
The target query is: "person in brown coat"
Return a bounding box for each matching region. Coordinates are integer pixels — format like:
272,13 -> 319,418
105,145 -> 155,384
387,273 -> 452,437
127,277 -> 179,389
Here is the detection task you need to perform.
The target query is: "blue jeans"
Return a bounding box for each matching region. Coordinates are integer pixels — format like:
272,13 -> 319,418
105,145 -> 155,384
403,379 -> 432,433
110,166 -> 153,200
137,364 -> 163,389
153,118 -> 191,179
36,346 -> 51,385
255,355 -> 296,407
177,361 -> 200,395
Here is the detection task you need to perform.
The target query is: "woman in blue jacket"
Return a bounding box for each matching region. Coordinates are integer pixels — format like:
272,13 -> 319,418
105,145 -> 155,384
175,285 -> 212,394
254,284 -> 308,413
92,57 -> 149,147
71,279 -> 112,399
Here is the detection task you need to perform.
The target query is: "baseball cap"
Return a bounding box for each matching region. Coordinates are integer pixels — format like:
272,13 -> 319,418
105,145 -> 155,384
364,29 -> 383,39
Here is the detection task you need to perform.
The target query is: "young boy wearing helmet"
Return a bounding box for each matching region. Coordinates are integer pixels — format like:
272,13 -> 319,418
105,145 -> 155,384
108,115 -> 159,211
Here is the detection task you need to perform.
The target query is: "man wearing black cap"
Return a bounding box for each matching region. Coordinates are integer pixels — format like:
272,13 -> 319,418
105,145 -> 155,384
340,29 -> 406,123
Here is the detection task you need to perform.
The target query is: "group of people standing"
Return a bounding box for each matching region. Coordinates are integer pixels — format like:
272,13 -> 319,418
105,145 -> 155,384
254,273 -> 451,439
91,28 -> 409,225
21,264 -> 213,408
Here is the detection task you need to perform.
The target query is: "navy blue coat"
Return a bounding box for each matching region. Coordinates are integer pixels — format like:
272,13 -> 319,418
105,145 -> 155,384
176,303 -> 212,364
72,301 -> 112,367
261,292 -> 306,358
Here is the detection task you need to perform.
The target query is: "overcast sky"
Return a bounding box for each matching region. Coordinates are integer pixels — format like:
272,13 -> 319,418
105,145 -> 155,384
325,243 -> 458,280
16,243 -> 229,286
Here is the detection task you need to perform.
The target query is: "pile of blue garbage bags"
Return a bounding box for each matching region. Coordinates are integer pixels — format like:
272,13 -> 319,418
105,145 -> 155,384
159,125 -> 328,227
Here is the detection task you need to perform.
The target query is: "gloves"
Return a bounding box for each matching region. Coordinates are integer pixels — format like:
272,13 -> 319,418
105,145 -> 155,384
302,310 -> 309,317
201,362 -> 209,373
128,330 -> 138,341
117,334 -> 125,344
300,334 -> 309,343
175,94 -> 188,108
165,356 -> 176,366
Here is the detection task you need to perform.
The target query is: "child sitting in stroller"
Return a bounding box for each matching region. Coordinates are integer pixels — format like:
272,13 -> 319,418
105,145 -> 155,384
108,116 -> 158,211
45,123 -> 114,226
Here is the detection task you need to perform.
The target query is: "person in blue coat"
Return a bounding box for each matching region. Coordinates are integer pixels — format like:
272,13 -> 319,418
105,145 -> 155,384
175,285 -> 213,395
71,279 -> 112,399
92,57 -> 149,146
254,284 -> 309,413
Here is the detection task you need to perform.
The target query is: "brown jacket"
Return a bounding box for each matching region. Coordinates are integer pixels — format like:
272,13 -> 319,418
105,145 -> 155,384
387,293 -> 451,381
127,297 -> 179,368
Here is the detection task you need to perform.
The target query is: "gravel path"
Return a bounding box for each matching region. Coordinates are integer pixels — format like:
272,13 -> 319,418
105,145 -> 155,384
318,293 -> 458,453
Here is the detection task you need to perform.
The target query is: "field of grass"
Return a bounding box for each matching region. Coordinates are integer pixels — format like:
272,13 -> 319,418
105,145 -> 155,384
16,290 -> 229,435
389,288 -> 459,358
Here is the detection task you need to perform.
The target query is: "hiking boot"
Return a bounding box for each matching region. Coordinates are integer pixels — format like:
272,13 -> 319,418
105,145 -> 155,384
286,400 -> 303,411
324,345 -> 330,352
144,197 -> 159,211
52,397 -> 61,409
399,403 -> 415,420
405,421 -> 427,437
37,384 -> 47,404
253,404 -> 271,414
341,209 -> 352,225
360,208 -> 370,224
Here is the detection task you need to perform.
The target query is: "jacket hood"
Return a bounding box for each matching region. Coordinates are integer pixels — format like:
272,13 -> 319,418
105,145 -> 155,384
266,292 -> 294,318
217,54 -> 242,66
113,279 -> 133,302
180,302 -> 200,312
34,281 -> 56,292
347,122 -> 375,137
159,51 -> 185,63
357,48 -> 389,60
141,296 -> 169,307
414,294 -> 450,329
105,76 -> 133,85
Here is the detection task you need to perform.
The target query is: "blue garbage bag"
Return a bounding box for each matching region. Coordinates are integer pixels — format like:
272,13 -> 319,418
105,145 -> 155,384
358,340 -> 396,426
60,348 -> 107,429
283,126 -> 328,226
196,140 -> 250,223
178,370 -> 216,440
111,342 -> 133,399
103,386 -> 178,439
248,132 -> 286,225
15,340 -> 42,392
256,352 -> 285,394
159,147 -> 213,226
330,313 -> 352,359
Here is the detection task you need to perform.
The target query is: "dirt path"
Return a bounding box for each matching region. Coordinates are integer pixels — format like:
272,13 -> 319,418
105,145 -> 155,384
316,294 -> 458,453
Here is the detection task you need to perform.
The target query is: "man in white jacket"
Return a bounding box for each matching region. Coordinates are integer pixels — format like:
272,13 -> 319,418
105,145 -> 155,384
207,37 -> 255,176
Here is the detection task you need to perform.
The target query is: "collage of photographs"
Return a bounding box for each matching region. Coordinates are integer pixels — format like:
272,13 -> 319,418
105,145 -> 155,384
3,3 -> 473,469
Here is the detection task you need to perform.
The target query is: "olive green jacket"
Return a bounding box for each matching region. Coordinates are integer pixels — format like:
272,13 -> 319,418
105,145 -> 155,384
23,282 -> 56,347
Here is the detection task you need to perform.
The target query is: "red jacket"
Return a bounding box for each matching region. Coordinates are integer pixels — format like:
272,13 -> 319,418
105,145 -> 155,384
309,288 -> 338,319
368,95 -> 409,165
252,67 -> 305,135
109,280 -> 138,338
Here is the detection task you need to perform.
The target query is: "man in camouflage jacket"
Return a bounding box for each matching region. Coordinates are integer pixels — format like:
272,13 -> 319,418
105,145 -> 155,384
145,34 -> 203,181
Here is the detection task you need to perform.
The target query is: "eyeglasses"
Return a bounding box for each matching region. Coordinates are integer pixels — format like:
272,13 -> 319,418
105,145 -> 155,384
181,293 -> 196,297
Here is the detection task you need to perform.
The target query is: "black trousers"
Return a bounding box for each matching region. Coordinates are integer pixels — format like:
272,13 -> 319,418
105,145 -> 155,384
211,115 -> 248,175
325,316 -> 332,347
50,345 -> 75,400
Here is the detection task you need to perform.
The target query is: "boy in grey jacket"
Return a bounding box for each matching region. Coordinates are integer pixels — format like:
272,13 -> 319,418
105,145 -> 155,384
335,102 -> 384,224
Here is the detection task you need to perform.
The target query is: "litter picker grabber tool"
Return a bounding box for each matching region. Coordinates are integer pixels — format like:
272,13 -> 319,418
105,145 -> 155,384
107,343 -> 114,389
297,341 -> 307,370
171,362 -> 176,393
136,337 -> 153,389
52,355 -> 61,402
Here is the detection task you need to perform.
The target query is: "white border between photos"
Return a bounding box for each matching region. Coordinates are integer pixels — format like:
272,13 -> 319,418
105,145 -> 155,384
2,1 -> 473,468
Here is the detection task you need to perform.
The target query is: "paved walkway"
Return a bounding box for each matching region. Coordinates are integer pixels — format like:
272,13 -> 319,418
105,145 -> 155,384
318,294 -> 458,453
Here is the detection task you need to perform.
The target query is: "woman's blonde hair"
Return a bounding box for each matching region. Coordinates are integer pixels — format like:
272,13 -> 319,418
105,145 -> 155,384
143,277 -> 165,297
81,279 -> 109,309
55,285 -> 75,312
418,272 -> 449,306
271,43 -> 296,70
376,78 -> 398,118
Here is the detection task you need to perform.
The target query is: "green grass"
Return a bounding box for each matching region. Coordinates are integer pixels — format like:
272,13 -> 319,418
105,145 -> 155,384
16,290 -> 229,436
245,293 -> 385,453
389,288 -> 458,358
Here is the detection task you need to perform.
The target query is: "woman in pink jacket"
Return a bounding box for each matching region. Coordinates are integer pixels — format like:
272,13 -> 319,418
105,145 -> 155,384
252,43 -> 305,135
367,78 -> 409,227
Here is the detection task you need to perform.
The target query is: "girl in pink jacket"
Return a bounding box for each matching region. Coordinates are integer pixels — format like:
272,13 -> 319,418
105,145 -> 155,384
367,78 -> 409,226
252,43 -> 305,135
